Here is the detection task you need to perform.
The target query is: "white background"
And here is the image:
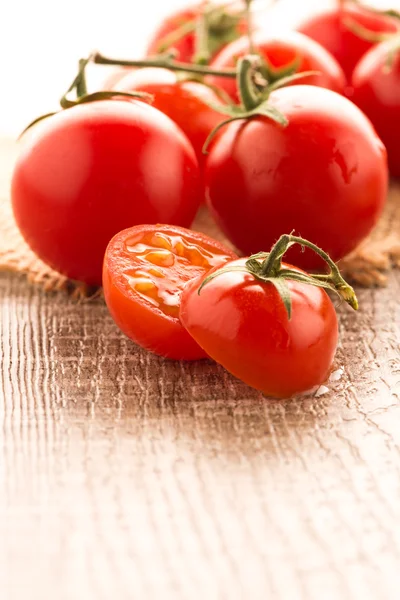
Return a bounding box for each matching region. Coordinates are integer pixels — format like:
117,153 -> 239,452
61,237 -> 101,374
0,0 -> 396,136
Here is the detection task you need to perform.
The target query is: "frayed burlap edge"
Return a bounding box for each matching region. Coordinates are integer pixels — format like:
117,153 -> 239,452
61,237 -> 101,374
1,137 -> 399,298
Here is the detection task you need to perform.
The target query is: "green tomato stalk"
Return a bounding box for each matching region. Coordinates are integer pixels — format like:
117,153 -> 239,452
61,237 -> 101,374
343,4 -> 400,67
92,51 -> 238,78
199,233 -> 359,319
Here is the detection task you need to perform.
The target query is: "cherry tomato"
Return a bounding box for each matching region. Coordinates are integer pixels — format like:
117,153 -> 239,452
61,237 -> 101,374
103,224 -> 237,360
145,2 -> 247,63
352,40 -> 400,178
116,68 -> 223,169
12,101 -> 201,286
208,30 -> 346,102
146,3 -> 202,62
204,85 -> 388,270
180,257 -> 339,398
297,3 -> 399,83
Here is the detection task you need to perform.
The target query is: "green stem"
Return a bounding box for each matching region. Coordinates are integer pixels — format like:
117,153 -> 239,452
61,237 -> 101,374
261,234 -> 358,309
151,0 -> 248,56
245,0 -> 255,54
260,234 -> 290,276
382,9 -> 400,21
237,55 -> 264,110
285,235 -> 348,288
194,2 -> 212,65
153,19 -> 197,55
93,51 -> 237,78
76,58 -> 88,97
198,233 -> 358,316
60,55 -> 91,108
343,16 -> 396,43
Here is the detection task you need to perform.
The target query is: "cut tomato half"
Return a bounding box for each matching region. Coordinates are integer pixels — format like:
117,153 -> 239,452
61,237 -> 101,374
103,224 -> 237,360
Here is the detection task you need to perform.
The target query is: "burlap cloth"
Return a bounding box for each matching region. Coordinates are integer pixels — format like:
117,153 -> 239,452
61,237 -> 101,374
1,137 -> 400,296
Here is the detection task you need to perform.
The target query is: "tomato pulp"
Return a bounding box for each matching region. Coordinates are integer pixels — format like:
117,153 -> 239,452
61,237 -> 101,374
208,30 -> 346,102
12,100 -> 201,286
204,85 -> 388,270
180,258 -> 339,398
103,224 -> 237,360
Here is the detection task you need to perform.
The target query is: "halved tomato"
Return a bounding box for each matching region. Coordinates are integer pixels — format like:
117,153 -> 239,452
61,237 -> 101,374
103,224 -> 237,359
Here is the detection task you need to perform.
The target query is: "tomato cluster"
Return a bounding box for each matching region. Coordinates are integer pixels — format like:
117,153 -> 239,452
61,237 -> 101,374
11,0 -> 399,398
297,2 -> 400,175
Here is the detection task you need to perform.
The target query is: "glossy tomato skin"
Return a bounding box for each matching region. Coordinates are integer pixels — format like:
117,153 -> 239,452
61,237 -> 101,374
352,42 -> 400,178
12,101 -> 201,286
103,224 -> 237,360
204,85 -> 388,270
116,68 -> 223,169
180,258 -> 339,398
208,30 -> 346,102
297,4 -> 399,83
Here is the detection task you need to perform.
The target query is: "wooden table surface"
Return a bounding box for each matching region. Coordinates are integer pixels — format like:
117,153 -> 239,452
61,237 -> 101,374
1,149 -> 400,600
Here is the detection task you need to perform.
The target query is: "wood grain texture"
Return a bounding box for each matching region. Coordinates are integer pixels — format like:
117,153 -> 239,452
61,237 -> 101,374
0,272 -> 400,600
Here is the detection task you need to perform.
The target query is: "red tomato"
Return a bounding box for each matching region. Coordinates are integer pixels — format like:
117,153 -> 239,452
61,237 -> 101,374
208,30 -> 346,101
103,224 -> 237,359
116,68 -> 223,169
352,41 -> 400,178
12,101 -> 201,286
180,257 -> 339,397
146,3 -> 202,61
297,3 -> 399,83
204,85 -> 388,270
145,2 -> 247,63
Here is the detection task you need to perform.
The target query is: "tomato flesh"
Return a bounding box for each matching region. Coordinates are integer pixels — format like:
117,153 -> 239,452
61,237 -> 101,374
352,42 -> 400,178
180,258 -> 339,398
297,4 -> 400,83
11,101 -> 201,286
208,30 -> 346,101
204,85 -> 388,270
103,224 -> 237,360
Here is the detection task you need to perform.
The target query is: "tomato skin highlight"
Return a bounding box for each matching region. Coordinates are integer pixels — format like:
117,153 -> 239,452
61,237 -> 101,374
116,68 -> 223,170
180,258 -> 339,398
11,100 -> 201,286
101,67 -> 135,90
297,4 -> 400,83
103,224 -> 237,360
204,85 -> 388,270
352,42 -> 400,178
208,30 -> 346,101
